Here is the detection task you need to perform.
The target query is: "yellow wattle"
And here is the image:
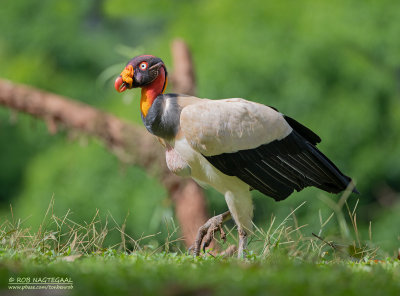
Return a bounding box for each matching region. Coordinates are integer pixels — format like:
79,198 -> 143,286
120,65 -> 134,87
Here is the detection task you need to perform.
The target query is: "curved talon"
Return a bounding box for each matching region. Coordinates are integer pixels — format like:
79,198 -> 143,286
201,224 -> 226,253
192,211 -> 231,256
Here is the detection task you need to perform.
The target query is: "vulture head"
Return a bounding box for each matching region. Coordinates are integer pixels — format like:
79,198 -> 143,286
114,55 -> 167,93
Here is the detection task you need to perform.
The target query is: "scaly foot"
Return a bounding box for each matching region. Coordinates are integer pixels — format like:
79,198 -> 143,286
191,211 -> 231,256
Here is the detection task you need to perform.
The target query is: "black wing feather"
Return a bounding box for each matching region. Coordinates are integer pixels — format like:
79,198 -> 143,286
268,105 -> 321,145
204,130 -> 356,201
283,115 -> 321,145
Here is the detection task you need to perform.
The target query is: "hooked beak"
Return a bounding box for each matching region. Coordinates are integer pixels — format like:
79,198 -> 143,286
114,65 -> 134,93
114,76 -> 128,93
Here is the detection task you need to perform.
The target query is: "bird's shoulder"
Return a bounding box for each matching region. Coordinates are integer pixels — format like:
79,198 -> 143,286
179,97 -> 292,156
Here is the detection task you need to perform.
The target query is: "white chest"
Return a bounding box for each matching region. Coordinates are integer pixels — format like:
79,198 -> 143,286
170,138 -> 249,194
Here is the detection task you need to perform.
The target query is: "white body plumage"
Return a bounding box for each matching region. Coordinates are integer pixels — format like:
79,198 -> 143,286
164,97 -> 293,235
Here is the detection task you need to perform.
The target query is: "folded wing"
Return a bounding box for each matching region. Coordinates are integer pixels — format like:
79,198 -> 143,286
180,99 -> 355,201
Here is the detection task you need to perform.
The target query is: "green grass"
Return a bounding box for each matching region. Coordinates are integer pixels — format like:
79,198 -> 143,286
0,251 -> 399,296
0,199 -> 399,296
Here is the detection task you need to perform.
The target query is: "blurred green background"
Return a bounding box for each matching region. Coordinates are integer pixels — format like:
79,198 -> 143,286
0,0 -> 399,254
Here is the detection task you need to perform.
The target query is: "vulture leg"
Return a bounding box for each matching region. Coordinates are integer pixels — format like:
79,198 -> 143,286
224,189 -> 253,258
191,211 -> 231,256
238,228 -> 248,258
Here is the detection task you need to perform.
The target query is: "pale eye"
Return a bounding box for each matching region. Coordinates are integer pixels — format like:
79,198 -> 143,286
139,62 -> 148,70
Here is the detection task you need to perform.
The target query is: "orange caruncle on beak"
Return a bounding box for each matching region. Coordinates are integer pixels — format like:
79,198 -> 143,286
114,65 -> 134,93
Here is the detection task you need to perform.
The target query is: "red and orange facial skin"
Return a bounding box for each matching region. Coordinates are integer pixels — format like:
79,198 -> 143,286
115,64 -> 134,93
140,66 -> 167,117
114,55 -> 168,117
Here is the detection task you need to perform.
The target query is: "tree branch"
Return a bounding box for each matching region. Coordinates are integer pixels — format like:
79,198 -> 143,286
169,39 -> 209,247
0,39 -> 209,247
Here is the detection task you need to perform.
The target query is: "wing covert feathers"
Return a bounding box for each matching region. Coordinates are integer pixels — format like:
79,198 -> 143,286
180,99 -> 292,156
204,131 -> 355,201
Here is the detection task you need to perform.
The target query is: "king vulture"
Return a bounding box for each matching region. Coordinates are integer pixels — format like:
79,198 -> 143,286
114,55 -> 357,257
